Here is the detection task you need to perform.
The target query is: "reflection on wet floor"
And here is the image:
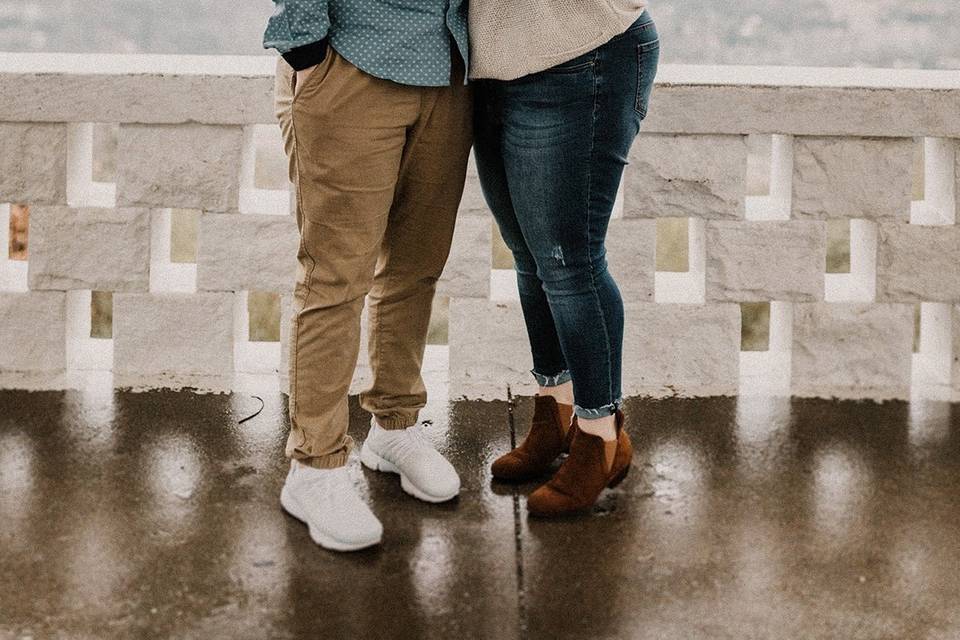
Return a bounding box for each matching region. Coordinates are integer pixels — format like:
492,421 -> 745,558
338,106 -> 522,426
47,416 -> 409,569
1,389 -> 959,639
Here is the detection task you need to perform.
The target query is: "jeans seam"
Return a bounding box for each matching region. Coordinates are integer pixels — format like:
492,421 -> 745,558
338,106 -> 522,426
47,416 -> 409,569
584,53 -> 615,413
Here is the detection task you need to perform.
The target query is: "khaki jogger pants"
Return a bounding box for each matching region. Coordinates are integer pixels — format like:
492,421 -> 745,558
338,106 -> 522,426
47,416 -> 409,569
274,49 -> 473,469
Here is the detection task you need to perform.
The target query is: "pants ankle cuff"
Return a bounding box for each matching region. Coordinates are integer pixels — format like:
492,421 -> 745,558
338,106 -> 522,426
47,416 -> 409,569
294,447 -> 351,470
372,414 -> 418,430
531,369 -> 572,387
574,398 -> 622,420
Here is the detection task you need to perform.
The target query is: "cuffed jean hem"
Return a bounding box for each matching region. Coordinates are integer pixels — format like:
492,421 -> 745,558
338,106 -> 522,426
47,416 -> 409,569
372,413 -> 419,430
293,443 -> 353,470
574,397 -> 623,420
531,369 -> 572,388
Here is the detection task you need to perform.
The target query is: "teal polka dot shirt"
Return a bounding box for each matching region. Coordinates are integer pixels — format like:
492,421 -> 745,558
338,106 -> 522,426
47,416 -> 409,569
263,0 -> 469,87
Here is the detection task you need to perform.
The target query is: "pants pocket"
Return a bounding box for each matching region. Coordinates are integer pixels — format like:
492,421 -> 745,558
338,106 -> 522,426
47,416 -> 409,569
635,38 -> 661,119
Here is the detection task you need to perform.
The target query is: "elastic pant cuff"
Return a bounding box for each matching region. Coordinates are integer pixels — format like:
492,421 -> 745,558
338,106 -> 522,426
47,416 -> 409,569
294,446 -> 351,470
531,369 -> 572,388
373,414 -> 418,431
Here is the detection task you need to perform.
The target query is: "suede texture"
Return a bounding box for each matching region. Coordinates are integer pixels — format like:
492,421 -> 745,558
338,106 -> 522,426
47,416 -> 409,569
491,396 -> 575,481
527,410 -> 632,517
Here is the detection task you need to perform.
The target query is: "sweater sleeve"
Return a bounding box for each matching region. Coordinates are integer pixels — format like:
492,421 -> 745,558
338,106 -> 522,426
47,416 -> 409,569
262,0 -> 331,55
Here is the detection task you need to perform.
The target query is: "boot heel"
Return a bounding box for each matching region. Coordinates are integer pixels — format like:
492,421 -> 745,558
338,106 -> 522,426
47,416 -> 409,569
607,463 -> 630,488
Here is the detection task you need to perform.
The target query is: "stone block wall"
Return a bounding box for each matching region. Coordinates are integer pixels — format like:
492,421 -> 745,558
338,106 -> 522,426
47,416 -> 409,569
0,55 -> 957,401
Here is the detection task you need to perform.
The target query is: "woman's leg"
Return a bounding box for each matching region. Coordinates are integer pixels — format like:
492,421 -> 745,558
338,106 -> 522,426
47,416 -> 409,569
499,16 -> 661,440
473,79 -> 574,409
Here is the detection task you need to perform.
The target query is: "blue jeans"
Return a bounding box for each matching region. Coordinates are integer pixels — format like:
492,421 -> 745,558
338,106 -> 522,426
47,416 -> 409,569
473,12 -> 660,419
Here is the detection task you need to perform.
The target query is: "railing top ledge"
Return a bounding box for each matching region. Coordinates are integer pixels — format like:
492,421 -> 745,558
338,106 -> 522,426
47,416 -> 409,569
3,52 -> 958,90
661,64 -> 960,91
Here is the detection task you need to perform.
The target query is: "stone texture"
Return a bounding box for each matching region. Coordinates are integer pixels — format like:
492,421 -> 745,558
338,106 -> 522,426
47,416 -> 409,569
876,223 -> 960,302
0,123 -> 67,204
117,123 -> 243,212
0,61 -> 277,125
278,292 -> 293,396
196,212 -> 298,292
791,302 -> 914,399
449,299 -> 534,399
954,305 -> 960,394
27,206 -> 151,291
623,134 -> 747,220
792,137 -> 914,221
113,292 -> 234,386
438,215 -> 491,298
622,303 -> 741,397
458,174 -> 491,217
955,140 -> 960,224
4,59 -> 960,138
705,220 -> 827,302
0,291 -> 66,379
641,81 -> 960,138
606,218 -> 656,303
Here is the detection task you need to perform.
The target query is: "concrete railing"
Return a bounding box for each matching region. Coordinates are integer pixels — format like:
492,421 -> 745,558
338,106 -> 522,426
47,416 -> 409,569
1,53 -> 958,401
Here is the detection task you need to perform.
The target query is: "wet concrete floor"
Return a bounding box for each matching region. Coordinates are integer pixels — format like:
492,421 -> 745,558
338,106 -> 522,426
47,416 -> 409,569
1,388 -> 960,639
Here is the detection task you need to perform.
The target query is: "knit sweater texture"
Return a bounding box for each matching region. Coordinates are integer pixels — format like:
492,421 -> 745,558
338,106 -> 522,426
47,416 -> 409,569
468,0 -> 649,81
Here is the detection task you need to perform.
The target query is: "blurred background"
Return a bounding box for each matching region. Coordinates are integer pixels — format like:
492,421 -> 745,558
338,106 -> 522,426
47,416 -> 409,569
4,1 -> 957,350
4,0 -> 959,68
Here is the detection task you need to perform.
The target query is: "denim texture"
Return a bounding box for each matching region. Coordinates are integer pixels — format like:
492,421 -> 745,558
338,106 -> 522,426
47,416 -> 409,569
473,13 -> 660,419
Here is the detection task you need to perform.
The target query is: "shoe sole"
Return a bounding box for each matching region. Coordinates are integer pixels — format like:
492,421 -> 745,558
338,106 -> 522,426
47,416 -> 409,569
360,444 -> 458,504
279,486 -> 381,552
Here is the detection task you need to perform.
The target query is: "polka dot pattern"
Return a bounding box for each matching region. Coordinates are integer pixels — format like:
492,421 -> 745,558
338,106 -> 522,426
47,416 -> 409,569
263,0 -> 469,87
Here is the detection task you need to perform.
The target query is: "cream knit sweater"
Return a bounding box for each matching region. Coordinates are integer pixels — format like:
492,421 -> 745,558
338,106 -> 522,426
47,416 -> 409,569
468,0 -> 649,81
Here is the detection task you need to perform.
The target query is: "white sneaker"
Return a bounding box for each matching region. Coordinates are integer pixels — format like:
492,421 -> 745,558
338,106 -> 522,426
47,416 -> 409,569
280,460 -> 383,552
360,418 -> 461,503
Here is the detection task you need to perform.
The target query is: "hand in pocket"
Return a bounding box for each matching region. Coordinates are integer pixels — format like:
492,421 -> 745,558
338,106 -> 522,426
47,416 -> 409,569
294,65 -> 318,97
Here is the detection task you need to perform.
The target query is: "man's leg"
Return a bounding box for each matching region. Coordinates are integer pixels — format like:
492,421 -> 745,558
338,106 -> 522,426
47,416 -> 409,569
360,64 -> 474,428
354,60 -> 473,504
284,49 -> 421,469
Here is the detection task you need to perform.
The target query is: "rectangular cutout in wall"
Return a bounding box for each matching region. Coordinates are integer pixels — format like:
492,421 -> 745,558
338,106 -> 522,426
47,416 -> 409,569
741,302 -> 771,352
170,209 -> 200,264
234,291 -> 281,375
912,302 -> 953,389
66,290 -> 113,372
910,137 -> 956,226
90,291 -> 113,339
825,219 -> 876,303
7,204 -> 27,260
655,218 -> 704,303
655,217 -> 689,272
0,203 -> 28,292
739,301 -> 792,396
239,125 -> 292,215
150,209 -> 197,293
826,219 -> 852,274
67,123 -> 117,208
248,290 -> 280,343
744,134 -> 792,221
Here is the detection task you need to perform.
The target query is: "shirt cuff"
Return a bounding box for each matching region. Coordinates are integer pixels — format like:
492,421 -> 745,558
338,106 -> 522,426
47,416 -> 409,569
281,39 -> 329,71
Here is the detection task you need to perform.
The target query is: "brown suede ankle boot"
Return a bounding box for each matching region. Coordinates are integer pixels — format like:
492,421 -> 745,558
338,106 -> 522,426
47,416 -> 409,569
526,410 -> 632,517
491,395 -> 575,482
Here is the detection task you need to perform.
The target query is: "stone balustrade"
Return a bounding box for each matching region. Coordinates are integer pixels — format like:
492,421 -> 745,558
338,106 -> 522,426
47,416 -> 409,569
0,53 -> 958,401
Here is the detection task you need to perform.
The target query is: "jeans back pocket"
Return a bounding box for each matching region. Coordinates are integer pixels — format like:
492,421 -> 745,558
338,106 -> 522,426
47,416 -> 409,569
635,38 -> 660,119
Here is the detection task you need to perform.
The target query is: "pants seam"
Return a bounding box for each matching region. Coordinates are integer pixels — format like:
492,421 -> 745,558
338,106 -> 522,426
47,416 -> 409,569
584,52 -> 615,411
289,96 -> 318,448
